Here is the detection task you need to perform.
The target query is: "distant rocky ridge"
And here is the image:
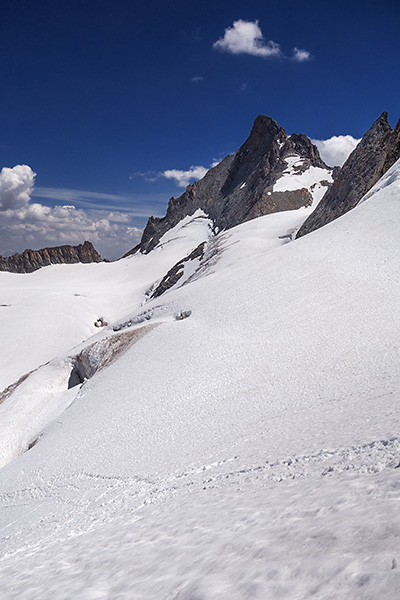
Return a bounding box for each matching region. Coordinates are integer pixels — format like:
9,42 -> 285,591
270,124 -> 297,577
296,112 -> 400,238
0,241 -> 102,274
126,115 -> 332,255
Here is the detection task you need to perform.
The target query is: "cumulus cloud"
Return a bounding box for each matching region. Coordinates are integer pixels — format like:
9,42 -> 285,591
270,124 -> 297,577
0,201 -> 142,261
161,165 -> 209,187
0,165 -> 149,260
292,47 -> 311,62
0,165 -> 36,210
213,20 -> 281,58
312,135 -> 361,167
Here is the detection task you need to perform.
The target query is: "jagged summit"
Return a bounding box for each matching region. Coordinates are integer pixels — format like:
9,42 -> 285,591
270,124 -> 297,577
126,114 -> 332,255
0,241 -> 103,274
297,111 -> 400,238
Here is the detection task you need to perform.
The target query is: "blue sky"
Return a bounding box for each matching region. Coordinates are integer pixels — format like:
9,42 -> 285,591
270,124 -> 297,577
0,0 -> 399,258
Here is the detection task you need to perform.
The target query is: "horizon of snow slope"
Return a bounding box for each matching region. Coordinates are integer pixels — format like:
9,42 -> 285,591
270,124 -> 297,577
0,160 -> 400,598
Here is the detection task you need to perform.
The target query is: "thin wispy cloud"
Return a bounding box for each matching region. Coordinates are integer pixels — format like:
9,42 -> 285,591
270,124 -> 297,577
129,171 -> 159,183
312,135 -> 361,167
33,187 -> 129,204
213,20 -> 281,58
191,76 -> 205,84
292,47 -> 311,62
33,187 -> 167,217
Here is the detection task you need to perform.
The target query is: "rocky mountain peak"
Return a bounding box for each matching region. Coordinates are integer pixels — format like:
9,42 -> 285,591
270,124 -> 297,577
247,114 -> 286,147
127,115 -> 332,255
365,111 -> 391,137
287,133 -> 327,169
296,112 -> 400,238
220,116 -> 287,198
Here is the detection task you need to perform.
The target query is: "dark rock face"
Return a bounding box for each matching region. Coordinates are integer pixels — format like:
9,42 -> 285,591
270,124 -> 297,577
0,241 -> 102,274
150,242 -> 206,299
126,115 -> 330,255
297,112 -> 400,238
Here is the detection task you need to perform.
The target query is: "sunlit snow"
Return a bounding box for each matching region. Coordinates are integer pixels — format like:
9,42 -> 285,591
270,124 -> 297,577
0,162 -> 400,599
273,155 -> 333,204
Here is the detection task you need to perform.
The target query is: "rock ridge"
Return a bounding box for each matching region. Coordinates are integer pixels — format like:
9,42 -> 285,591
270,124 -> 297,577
125,115 -> 330,255
0,241 -> 103,274
296,112 -> 400,238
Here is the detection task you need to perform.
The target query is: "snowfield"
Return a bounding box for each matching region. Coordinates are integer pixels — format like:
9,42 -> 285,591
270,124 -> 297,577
0,210 -> 213,391
0,160 -> 400,598
272,155 -> 333,204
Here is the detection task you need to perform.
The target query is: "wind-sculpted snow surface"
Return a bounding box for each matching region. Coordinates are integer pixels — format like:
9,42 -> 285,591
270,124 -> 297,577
0,163 -> 400,598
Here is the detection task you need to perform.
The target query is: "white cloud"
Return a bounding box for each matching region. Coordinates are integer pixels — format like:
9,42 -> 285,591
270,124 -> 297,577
191,76 -> 204,84
292,47 -> 311,62
312,135 -> 361,167
211,160 -> 221,168
33,187 -> 164,217
0,165 -> 36,210
33,187 -> 129,204
134,159 -> 224,189
129,171 -> 160,184
0,167 -> 150,260
0,202 -> 142,261
213,20 -> 281,58
161,165 -> 209,187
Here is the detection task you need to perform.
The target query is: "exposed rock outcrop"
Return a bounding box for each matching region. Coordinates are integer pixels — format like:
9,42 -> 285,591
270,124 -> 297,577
0,241 -> 102,274
125,115 -> 331,255
150,242 -> 206,299
296,112 -> 400,238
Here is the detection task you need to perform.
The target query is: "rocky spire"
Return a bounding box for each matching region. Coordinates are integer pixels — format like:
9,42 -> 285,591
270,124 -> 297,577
126,115 -> 330,256
296,112 -> 400,238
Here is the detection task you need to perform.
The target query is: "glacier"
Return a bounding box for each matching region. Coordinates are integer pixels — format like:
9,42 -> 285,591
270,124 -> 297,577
0,159 -> 399,598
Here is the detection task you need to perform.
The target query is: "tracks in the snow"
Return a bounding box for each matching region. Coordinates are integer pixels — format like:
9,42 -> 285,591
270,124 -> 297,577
1,435 -> 399,561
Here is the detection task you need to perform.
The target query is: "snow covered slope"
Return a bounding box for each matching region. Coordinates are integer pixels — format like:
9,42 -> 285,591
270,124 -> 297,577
0,210 -> 212,391
272,155 -> 332,204
0,161 -> 400,599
